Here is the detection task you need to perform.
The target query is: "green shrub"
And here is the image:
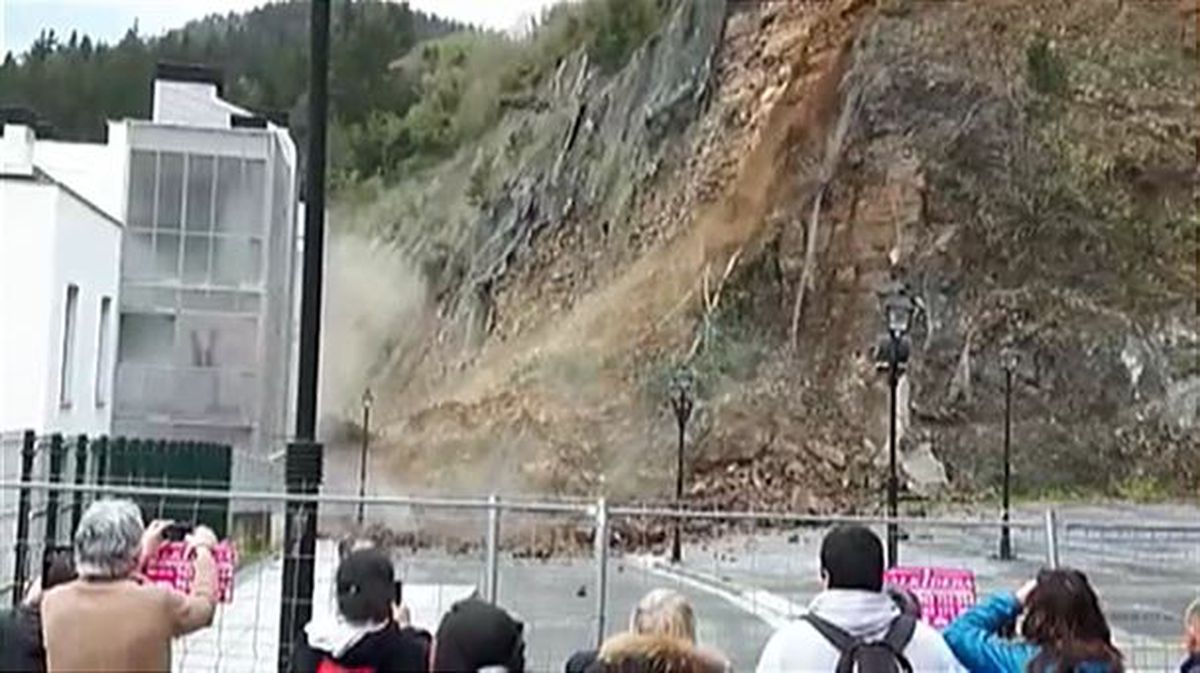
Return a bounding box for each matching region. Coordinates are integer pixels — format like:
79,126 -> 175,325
466,151 -> 494,207
1026,34 -> 1069,96
332,0 -> 668,187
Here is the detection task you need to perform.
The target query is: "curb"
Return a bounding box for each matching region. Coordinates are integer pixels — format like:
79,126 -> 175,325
626,554 -> 802,630
625,554 -> 1176,673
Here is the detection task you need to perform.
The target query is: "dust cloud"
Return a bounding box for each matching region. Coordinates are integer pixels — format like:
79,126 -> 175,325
318,232 -> 427,429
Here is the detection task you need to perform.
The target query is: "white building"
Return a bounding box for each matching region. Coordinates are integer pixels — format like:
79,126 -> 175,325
2,65 -> 299,498
112,68 -> 298,495
0,123 -> 122,438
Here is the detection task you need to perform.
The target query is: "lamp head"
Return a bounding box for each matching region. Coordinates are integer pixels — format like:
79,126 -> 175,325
669,368 -> 695,422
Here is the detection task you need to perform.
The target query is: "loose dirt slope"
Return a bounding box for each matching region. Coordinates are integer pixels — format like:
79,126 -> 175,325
341,0 -> 1197,509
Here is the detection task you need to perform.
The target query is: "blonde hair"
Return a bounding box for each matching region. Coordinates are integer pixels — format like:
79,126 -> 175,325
596,632 -> 720,673
1186,597 -> 1200,625
629,589 -> 696,643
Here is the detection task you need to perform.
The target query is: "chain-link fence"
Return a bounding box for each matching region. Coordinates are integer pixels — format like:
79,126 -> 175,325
0,468 -> 1192,672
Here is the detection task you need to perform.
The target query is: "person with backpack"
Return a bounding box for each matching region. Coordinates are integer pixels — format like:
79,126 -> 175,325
755,525 -> 963,673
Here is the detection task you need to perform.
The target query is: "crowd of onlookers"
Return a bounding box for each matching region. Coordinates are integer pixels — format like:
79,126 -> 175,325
2,498 -> 1199,672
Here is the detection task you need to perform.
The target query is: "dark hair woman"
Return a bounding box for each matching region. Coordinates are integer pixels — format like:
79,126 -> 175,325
432,598 -> 525,673
944,568 -> 1123,673
292,548 -> 429,673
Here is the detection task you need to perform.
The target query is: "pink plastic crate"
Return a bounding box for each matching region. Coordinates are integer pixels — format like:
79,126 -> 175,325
143,541 -> 237,603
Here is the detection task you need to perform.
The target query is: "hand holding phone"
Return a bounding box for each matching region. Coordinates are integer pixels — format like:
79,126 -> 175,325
162,522 -> 194,542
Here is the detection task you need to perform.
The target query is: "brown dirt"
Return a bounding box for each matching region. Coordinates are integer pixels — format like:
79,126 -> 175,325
369,0 -> 1199,508
376,0 -> 875,499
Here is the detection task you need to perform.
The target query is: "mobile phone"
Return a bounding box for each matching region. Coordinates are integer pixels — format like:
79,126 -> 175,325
393,580 -> 403,605
163,522 -> 194,542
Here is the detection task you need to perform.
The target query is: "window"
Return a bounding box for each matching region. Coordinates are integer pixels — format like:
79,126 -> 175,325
117,313 -> 175,365
123,232 -> 155,280
95,297 -> 112,407
59,284 -> 79,408
185,155 -> 215,233
128,151 -> 156,229
158,152 -> 184,230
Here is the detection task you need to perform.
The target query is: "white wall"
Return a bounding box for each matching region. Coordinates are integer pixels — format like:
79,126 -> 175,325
153,80 -> 250,129
0,179 -> 121,436
33,138 -> 126,222
47,190 -> 121,435
0,181 -> 57,432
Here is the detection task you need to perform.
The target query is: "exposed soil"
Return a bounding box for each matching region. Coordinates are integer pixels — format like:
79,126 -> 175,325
343,0 -> 1198,513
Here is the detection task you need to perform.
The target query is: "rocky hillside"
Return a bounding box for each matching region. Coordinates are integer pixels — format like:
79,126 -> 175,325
331,0 -> 1198,511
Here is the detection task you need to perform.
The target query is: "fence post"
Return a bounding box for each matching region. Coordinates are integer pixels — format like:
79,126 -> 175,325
12,431 -> 36,606
71,434 -> 88,534
44,434 -> 65,552
94,435 -> 108,487
1044,509 -> 1060,569
277,441 -> 323,672
593,497 -> 610,648
485,494 -> 501,603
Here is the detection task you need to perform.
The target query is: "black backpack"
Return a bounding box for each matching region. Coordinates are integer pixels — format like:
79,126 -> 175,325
803,613 -> 917,673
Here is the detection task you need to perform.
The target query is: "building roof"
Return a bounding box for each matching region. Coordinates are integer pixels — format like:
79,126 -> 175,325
30,140 -> 122,221
1,165 -> 122,228
155,62 -> 225,97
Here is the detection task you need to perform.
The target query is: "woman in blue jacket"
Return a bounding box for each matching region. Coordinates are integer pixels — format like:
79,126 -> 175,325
944,568 -> 1123,673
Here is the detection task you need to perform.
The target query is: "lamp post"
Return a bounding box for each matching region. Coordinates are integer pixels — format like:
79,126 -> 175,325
357,388 -> 373,526
874,282 -> 914,568
669,368 -> 695,564
999,349 -> 1017,561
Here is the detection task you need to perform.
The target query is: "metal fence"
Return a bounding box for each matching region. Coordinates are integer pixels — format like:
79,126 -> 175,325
0,430 -> 233,608
0,429 -> 1190,671
0,469 -> 1192,671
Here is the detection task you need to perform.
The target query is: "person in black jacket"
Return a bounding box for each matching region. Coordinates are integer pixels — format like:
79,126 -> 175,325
432,598 -> 525,673
293,548 -> 429,673
0,547 -> 77,672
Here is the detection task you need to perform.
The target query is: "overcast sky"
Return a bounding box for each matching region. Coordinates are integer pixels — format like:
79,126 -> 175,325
1,0 -> 561,56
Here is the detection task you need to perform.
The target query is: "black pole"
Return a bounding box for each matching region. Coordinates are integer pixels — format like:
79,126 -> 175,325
887,336 -> 900,568
94,435 -> 108,486
295,0 -> 330,443
1000,367 -> 1013,560
356,398 -> 370,526
13,431 -> 35,606
278,441 -> 322,672
279,1 -> 330,669
672,415 -> 684,564
45,434 -> 65,552
71,434 -> 88,534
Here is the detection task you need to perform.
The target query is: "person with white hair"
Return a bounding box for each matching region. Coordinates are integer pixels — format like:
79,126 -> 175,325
39,499 -> 219,672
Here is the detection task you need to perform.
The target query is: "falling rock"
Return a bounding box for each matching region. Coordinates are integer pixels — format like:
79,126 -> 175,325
902,442 -> 949,497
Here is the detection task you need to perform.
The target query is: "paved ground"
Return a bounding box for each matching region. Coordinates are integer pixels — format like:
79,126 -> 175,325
172,540 -> 338,672
173,502 -> 1200,672
666,503 -> 1200,671
172,541 -> 773,672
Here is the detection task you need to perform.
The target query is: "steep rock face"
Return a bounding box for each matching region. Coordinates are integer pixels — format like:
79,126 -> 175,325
698,0 -> 1198,505
438,0 -> 728,351
349,0 -> 1196,505
361,0 -> 875,500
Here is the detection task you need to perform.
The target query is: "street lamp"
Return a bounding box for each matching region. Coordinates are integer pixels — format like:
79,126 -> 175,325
668,368 -> 695,564
999,348 -> 1018,561
874,281 -> 914,568
357,388 -> 373,526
